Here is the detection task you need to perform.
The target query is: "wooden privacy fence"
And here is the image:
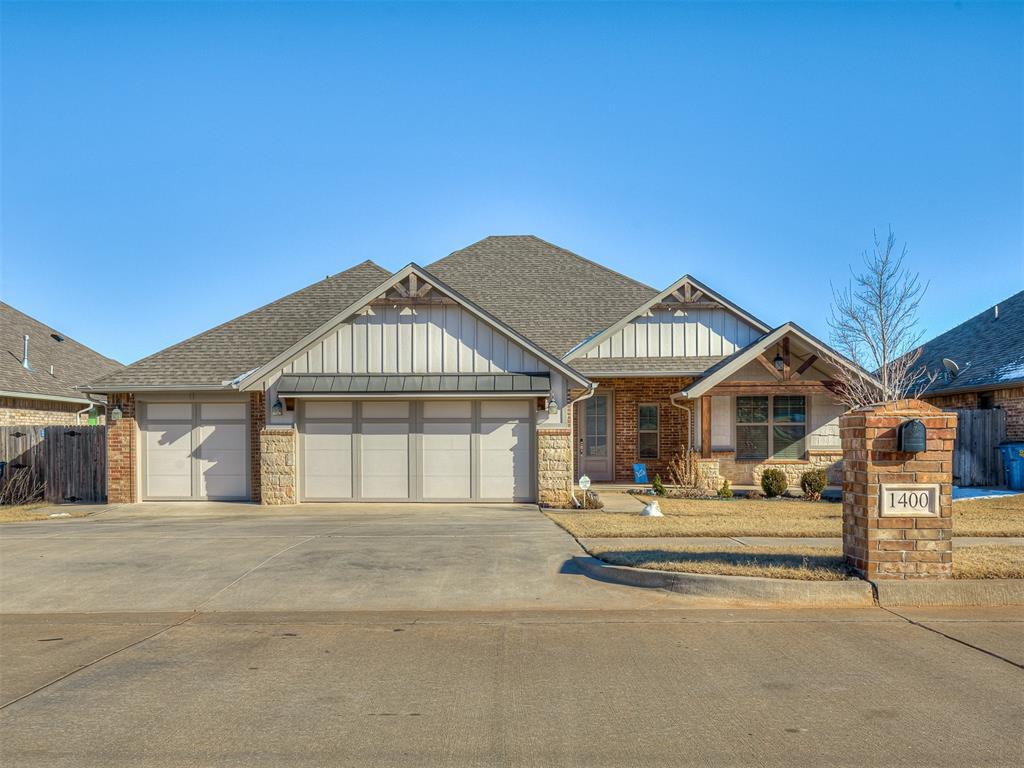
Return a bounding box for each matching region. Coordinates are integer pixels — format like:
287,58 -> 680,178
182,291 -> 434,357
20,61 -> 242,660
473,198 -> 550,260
949,408 -> 1006,488
0,425 -> 107,503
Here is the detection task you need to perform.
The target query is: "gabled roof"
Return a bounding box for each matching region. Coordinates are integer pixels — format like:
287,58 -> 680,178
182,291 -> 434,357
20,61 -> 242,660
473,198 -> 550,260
916,290 -> 1024,395
236,263 -> 591,390
563,274 -> 772,360
427,235 -> 658,357
675,322 -> 876,399
85,261 -> 391,390
0,302 -> 122,403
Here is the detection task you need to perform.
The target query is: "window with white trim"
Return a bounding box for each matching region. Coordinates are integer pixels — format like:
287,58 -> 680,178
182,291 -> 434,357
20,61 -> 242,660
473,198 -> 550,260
735,395 -> 806,460
638,404 -> 659,460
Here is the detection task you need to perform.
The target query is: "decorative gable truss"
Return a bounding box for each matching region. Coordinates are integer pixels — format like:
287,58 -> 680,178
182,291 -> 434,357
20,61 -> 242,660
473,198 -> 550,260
567,275 -> 771,361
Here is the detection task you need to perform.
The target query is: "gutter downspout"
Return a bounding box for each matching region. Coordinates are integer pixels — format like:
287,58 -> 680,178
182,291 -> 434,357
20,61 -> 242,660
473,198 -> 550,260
669,392 -> 694,453
565,383 -> 598,509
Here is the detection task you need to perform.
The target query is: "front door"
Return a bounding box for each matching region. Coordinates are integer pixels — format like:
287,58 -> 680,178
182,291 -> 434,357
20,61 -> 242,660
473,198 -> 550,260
579,392 -> 614,481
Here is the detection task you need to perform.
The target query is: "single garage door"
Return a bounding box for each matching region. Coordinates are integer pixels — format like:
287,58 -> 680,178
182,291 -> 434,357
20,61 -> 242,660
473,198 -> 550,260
141,402 -> 249,500
300,399 -> 533,502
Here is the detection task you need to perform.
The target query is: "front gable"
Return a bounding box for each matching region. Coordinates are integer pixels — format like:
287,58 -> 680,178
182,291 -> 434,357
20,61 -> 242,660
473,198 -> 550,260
241,265 -> 588,391
567,275 -> 770,361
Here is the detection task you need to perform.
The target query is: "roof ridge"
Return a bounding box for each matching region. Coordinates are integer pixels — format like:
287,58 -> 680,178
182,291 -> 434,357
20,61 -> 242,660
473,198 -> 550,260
432,234 -> 658,293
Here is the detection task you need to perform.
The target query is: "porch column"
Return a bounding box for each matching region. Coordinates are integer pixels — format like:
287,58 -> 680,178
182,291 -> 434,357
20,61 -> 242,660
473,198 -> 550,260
700,396 -> 712,458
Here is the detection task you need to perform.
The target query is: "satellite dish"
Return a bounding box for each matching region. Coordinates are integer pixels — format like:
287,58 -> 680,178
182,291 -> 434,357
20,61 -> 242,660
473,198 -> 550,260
942,358 -> 960,378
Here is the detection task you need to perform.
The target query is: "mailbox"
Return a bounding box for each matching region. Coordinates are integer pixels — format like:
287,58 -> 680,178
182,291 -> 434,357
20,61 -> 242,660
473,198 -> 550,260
897,419 -> 927,453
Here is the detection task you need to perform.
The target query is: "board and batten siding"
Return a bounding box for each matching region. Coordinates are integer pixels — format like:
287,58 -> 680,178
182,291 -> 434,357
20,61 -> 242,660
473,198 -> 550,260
582,308 -> 761,359
283,304 -> 550,376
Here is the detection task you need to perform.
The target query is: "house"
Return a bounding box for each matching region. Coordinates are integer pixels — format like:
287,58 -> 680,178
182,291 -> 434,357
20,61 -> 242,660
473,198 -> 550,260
917,290 -> 1024,439
0,302 -> 122,426
83,236 -> 866,506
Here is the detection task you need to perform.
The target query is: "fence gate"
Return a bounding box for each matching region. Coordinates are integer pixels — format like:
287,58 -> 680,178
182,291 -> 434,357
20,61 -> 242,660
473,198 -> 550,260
0,425 -> 107,503
949,408 -> 1006,487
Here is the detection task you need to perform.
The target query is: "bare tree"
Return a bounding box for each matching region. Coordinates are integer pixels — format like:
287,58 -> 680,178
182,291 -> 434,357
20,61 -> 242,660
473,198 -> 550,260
827,228 -> 937,407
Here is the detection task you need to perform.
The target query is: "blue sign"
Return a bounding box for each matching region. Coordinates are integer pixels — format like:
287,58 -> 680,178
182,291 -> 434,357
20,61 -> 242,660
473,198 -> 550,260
633,463 -> 648,484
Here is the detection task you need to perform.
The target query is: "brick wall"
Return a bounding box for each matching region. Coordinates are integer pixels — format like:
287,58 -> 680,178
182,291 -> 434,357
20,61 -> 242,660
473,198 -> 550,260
107,393 -> 137,504
249,391 -> 265,503
0,397 -> 85,426
924,385 -> 1024,439
840,399 -> 956,580
573,377 -> 696,483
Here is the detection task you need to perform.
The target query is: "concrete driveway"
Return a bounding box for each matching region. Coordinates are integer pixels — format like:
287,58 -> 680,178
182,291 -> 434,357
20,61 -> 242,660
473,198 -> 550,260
0,502 -> 680,612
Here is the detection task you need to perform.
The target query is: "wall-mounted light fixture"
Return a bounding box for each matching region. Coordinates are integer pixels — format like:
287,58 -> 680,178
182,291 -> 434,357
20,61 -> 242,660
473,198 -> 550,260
772,346 -> 785,371
110,407 -> 123,421
546,397 -> 559,416
271,398 -> 286,417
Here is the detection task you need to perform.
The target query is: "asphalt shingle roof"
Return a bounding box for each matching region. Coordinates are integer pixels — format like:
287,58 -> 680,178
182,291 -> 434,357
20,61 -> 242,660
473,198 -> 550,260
0,302 -> 123,401
87,261 -> 391,390
917,290 -> 1024,394
569,356 -> 726,376
427,236 -> 658,358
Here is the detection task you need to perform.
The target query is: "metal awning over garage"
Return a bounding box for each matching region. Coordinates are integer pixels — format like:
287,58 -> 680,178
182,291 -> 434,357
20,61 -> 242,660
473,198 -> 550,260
276,373 -> 551,397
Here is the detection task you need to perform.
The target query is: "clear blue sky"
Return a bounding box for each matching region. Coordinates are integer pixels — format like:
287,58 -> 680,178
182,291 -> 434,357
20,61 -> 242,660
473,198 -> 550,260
2,1 -> 1021,365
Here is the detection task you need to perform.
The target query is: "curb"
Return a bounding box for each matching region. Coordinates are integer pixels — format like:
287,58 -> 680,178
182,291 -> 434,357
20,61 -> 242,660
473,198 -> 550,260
572,555 -> 875,607
872,579 -> 1024,607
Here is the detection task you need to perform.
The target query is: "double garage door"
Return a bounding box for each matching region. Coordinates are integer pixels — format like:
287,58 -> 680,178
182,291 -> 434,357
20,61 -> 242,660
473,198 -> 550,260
141,402 -> 249,500
300,399 -> 534,502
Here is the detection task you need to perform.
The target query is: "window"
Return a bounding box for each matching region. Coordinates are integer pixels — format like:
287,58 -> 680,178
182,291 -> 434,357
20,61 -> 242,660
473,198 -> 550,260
735,395 -> 806,460
638,404 -> 659,460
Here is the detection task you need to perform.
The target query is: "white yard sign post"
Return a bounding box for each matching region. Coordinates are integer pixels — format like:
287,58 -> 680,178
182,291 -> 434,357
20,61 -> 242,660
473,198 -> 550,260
578,475 -> 591,509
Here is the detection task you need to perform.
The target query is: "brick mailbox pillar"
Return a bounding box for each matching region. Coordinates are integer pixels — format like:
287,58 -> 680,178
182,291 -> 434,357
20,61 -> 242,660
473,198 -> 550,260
839,399 -> 957,580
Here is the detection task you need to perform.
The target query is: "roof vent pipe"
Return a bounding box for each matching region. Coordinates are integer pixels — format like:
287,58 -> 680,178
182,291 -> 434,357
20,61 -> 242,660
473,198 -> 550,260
994,304 -> 999,320
22,335 -> 31,370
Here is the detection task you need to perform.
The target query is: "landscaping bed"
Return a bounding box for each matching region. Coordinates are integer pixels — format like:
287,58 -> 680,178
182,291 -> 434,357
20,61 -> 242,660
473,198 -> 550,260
585,543 -> 1024,581
546,493 -> 1024,538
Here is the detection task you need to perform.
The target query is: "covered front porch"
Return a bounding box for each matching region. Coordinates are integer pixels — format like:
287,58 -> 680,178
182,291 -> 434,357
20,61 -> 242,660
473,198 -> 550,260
571,325 -> 854,491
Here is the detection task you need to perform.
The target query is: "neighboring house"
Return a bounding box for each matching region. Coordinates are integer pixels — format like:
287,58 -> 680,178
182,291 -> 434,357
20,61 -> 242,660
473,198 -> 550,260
917,290 -> 1024,439
0,302 -> 122,426
84,236 -> 868,506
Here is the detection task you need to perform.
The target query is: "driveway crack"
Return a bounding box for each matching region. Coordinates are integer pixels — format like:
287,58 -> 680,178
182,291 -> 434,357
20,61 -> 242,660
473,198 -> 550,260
0,612 -> 198,710
195,535 -> 317,610
881,607 -> 1024,670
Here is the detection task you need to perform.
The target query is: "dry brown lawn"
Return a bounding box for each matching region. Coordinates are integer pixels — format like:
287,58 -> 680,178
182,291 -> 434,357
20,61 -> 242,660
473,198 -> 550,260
586,542 -> 1023,580
546,493 -> 1024,538
0,503 -> 91,523
588,544 -> 852,581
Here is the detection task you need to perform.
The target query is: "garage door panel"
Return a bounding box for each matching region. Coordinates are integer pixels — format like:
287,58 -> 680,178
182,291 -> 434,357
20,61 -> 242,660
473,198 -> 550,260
146,403 -> 191,421
144,423 -> 193,498
361,421 -> 409,499
479,420 -> 531,500
422,422 -> 471,499
303,422 -> 353,499
197,423 -> 247,498
199,403 -> 246,420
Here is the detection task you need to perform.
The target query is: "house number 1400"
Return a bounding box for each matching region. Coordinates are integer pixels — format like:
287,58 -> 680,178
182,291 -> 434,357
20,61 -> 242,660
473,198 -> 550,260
879,484 -> 939,517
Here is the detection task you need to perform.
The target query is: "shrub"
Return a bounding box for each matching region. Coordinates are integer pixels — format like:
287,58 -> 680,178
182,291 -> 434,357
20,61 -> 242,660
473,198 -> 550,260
718,479 -> 733,499
800,468 -> 827,500
652,474 -> 667,496
760,468 -> 788,498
